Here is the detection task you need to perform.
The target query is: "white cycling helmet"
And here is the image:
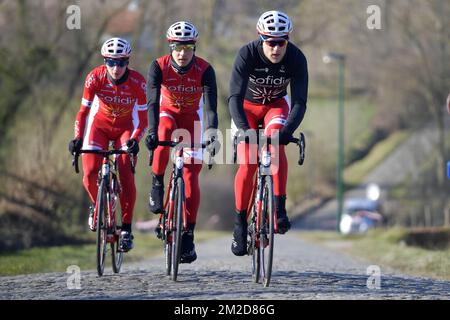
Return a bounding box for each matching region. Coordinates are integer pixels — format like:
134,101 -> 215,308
256,10 -> 293,37
166,21 -> 199,42
101,37 -> 132,58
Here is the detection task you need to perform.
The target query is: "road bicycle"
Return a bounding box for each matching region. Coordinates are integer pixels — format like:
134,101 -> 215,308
73,147 -> 135,276
233,130 -> 305,287
149,139 -> 214,281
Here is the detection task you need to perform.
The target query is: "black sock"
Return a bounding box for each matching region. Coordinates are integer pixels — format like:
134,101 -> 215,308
152,173 -> 164,187
275,195 -> 287,217
122,223 -> 132,233
235,210 -> 247,225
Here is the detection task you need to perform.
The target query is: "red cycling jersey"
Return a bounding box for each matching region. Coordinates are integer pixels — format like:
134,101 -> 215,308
75,65 -> 147,145
150,55 -> 213,224
156,55 -> 210,115
74,65 -> 147,225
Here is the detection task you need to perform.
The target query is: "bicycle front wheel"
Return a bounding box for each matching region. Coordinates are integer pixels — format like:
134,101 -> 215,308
260,175 -> 274,287
110,191 -> 123,273
96,180 -> 108,277
171,177 -> 184,281
250,218 -> 260,283
164,211 -> 172,276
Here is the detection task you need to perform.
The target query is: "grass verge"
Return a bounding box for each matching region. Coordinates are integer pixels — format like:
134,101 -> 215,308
0,230 -> 227,276
344,130 -> 409,185
298,228 -> 450,280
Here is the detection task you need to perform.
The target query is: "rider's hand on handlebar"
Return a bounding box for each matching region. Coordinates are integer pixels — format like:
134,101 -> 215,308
204,128 -> 221,154
145,133 -> 159,151
126,138 -> 140,155
278,128 -> 293,145
68,138 -> 83,154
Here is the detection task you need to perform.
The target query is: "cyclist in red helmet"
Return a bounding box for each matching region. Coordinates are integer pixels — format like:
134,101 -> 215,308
68,37 -> 148,252
228,11 -> 309,256
145,21 -> 219,264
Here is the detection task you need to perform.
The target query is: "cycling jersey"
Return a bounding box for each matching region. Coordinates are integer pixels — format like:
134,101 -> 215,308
229,39 -> 308,211
146,55 -> 218,224
146,55 -> 218,135
74,65 -> 148,225
75,65 -> 148,145
228,39 -> 308,135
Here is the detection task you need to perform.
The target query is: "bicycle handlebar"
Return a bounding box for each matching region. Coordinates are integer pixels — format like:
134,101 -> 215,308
233,132 -> 306,166
148,140 -> 214,169
72,149 -> 135,174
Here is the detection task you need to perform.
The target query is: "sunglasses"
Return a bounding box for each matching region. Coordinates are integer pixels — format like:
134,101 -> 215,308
104,58 -> 129,67
264,39 -> 288,48
170,43 -> 196,52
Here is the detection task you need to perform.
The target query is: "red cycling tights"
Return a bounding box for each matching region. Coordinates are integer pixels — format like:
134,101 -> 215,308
235,99 -> 289,212
152,109 -> 203,224
82,126 -> 136,224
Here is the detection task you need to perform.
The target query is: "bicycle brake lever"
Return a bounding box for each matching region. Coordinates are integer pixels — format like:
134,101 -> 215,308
298,132 -> 305,166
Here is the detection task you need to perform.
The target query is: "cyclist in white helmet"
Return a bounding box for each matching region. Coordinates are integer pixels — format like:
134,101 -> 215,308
228,10 -> 309,256
145,22 -> 219,264
69,37 -> 148,252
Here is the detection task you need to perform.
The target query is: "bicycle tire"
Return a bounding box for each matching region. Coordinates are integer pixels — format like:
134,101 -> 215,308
260,175 -> 274,287
96,179 -> 108,277
110,178 -> 123,273
171,177 -> 184,281
250,217 -> 260,283
164,210 -> 172,276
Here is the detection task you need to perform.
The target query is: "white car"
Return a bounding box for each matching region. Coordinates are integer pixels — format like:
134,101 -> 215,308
339,198 -> 383,235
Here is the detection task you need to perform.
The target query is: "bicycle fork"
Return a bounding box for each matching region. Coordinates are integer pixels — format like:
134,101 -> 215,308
166,150 -> 188,238
255,148 -> 272,247
95,158 -> 118,242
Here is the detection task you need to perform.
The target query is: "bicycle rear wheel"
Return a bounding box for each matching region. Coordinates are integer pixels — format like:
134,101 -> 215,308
96,180 -> 108,277
171,177 -> 184,281
260,175 -> 274,287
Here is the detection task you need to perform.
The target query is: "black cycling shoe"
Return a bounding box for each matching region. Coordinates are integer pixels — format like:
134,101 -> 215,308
231,211 -> 248,256
180,230 -> 197,264
149,174 -> 164,214
119,231 -> 134,252
277,215 -> 291,234
276,195 -> 291,234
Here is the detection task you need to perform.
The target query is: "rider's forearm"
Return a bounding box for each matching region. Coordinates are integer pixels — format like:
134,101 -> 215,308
146,60 -> 162,135
228,46 -> 252,131
202,66 -> 218,129
74,105 -> 90,139
147,103 -> 159,136
228,96 -> 250,131
283,102 -> 307,135
131,109 -> 148,142
284,55 -> 308,135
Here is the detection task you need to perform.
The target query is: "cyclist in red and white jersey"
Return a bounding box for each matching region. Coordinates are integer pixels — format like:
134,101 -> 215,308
145,21 -> 219,264
228,11 -> 309,256
68,37 -> 148,252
